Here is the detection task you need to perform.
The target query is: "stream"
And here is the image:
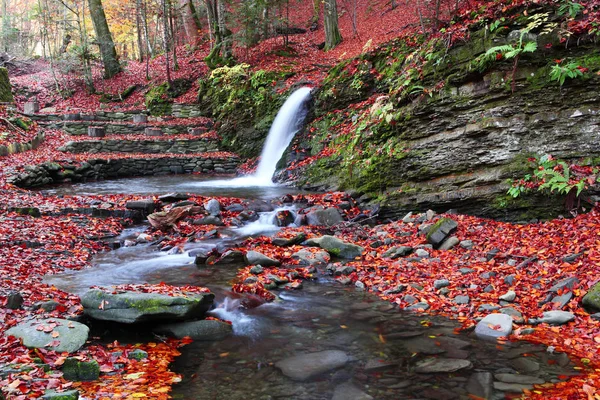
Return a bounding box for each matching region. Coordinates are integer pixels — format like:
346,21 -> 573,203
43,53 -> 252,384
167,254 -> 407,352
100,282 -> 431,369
43,181 -> 580,400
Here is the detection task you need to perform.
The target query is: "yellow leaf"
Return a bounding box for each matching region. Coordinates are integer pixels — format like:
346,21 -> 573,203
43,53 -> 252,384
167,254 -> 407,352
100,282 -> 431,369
340,325 -> 348,329
131,393 -> 147,398
124,372 -> 145,380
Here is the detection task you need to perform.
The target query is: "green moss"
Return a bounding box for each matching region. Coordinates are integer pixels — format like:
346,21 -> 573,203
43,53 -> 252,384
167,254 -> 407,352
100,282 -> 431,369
0,67 -> 14,103
61,358 -> 99,381
145,79 -> 192,116
426,218 -> 453,242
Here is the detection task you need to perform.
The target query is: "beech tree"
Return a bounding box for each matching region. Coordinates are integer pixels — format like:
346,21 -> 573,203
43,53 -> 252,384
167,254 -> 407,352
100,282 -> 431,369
324,0 -> 342,50
88,0 -> 120,78
179,0 -> 200,44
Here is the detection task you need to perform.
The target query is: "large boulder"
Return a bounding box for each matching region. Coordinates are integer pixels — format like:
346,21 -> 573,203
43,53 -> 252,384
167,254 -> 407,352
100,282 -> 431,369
309,235 -> 363,259
275,350 -> 349,381
80,289 -> 214,324
204,199 -> 221,216
426,218 -> 458,248
5,318 -> 89,353
155,319 -> 233,340
305,207 -> 344,226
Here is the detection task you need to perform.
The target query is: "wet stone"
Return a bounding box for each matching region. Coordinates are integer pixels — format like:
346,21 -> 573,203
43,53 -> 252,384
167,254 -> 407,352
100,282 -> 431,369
500,307 -> 524,324
415,358 -> 472,373
405,302 -> 429,311
466,372 -> 493,399
510,357 -> 540,373
531,310 -> 575,325
494,373 -> 544,384
551,291 -> 572,309
475,314 -> 512,341
454,295 -> 470,305
493,382 -> 533,392
549,276 -> 579,292
434,279 -> 450,289
499,291 -> 516,302
274,350 -> 349,381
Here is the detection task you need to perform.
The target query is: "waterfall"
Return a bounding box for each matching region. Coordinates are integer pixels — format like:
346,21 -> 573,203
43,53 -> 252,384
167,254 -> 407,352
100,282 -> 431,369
252,86 -> 312,184
191,87 -> 312,188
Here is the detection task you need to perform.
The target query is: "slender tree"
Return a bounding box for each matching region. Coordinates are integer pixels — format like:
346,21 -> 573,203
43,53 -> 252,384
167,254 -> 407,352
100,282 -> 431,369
204,0 -> 231,68
88,0 -> 121,78
179,0 -> 200,44
161,0 -> 171,85
323,0 -> 342,50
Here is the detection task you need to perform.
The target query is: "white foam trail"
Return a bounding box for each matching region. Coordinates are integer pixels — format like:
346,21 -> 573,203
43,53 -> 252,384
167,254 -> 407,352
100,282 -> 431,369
235,206 -> 296,236
209,298 -> 260,337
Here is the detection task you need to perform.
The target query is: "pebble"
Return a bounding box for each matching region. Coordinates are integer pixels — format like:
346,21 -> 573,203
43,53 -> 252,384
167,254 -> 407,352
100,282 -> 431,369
499,291 -> 516,302
454,295 -> 470,305
434,279 -> 450,289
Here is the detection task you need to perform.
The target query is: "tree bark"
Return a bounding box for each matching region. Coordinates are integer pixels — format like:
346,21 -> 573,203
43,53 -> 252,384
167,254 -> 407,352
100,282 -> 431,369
162,0 -> 172,85
324,0 -> 342,50
179,0 -> 200,44
88,0 -> 121,78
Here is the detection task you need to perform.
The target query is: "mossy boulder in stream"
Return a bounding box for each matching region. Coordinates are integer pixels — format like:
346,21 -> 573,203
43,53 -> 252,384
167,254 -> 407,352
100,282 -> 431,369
582,282 -> 600,311
80,289 -> 214,324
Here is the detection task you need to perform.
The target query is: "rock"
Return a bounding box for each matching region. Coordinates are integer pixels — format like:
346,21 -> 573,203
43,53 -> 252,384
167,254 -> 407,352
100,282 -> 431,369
405,302 -> 430,311
225,203 -> 245,212
582,281 -> 600,311
125,200 -> 155,214
493,382 -> 534,392
551,291 -> 572,309
309,235 -> 363,259
459,268 -> 474,274
275,350 -> 349,381
32,300 -> 60,312
385,284 -> 407,294
128,349 -> 148,361
426,218 -> 458,248
439,236 -> 460,250
155,320 -> 233,341
204,199 -> 221,216
332,382 -> 373,400
215,250 -> 245,264
305,207 -> 344,226
415,248 -> 430,258
475,314 -> 513,341
245,250 -> 280,267
401,212 -> 413,223
61,358 -> 100,381
250,265 -> 264,275
292,249 -> 330,266
434,279 -> 450,289
5,318 -> 89,353
382,246 -> 413,259
193,215 -> 224,226
549,277 -> 579,293
355,281 -> 366,290
531,310 -> 575,325
275,210 -> 295,227
414,358 -> 472,373
363,359 -> 398,372
80,289 -> 214,323
41,390 -> 79,400
460,240 -> 474,249
510,357 -> 540,373
504,275 -> 515,285
466,372 -> 493,400
272,233 -> 306,247
334,265 -> 355,276
158,193 -> 190,203
454,295 -> 470,305
494,373 -> 544,384
499,291 -> 516,302
6,291 -> 23,309
500,307 -> 524,324
191,249 -> 210,265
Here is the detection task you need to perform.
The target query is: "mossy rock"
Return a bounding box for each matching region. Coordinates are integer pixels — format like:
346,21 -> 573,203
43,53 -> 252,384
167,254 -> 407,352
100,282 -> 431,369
145,79 -> 192,116
583,282 -> 600,311
0,67 -> 14,103
61,358 -> 100,381
41,390 -> 79,400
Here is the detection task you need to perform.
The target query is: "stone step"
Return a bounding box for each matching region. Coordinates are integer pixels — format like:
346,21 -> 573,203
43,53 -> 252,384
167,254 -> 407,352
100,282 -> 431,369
27,104 -> 207,122
41,120 -> 212,136
8,153 -> 241,188
58,138 -> 221,154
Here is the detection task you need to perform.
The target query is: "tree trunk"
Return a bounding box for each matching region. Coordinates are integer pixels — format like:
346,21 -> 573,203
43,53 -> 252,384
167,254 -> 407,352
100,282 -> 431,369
88,0 -> 121,78
203,0 -> 230,68
179,0 -> 200,44
323,0 -> 342,51
136,0 -> 144,61
162,0 -> 172,85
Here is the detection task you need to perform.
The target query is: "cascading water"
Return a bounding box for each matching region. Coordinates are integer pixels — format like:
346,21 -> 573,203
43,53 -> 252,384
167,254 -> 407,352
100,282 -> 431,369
252,86 -> 312,184
190,86 -> 312,188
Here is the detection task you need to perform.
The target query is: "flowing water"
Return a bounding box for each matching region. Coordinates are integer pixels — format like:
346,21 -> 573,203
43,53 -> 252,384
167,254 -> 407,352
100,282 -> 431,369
44,208 -> 579,400
43,88 -> 579,399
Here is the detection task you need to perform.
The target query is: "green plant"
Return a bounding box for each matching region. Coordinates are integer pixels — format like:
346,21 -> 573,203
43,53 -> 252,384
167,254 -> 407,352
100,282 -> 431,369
508,155 -> 598,210
489,17 -> 506,33
558,0 -> 584,18
550,61 -> 584,86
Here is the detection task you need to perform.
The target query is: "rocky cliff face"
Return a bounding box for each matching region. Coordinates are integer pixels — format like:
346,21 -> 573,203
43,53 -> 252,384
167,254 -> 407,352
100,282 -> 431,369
281,16 -> 600,221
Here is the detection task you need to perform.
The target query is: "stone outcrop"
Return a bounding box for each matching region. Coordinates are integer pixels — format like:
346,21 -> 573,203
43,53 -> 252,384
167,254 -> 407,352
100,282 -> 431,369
5,318 -> 89,353
58,138 -> 219,154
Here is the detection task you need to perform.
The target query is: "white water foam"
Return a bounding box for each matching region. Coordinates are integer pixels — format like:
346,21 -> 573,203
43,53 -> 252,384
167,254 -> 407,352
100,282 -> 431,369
190,86 -> 312,188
